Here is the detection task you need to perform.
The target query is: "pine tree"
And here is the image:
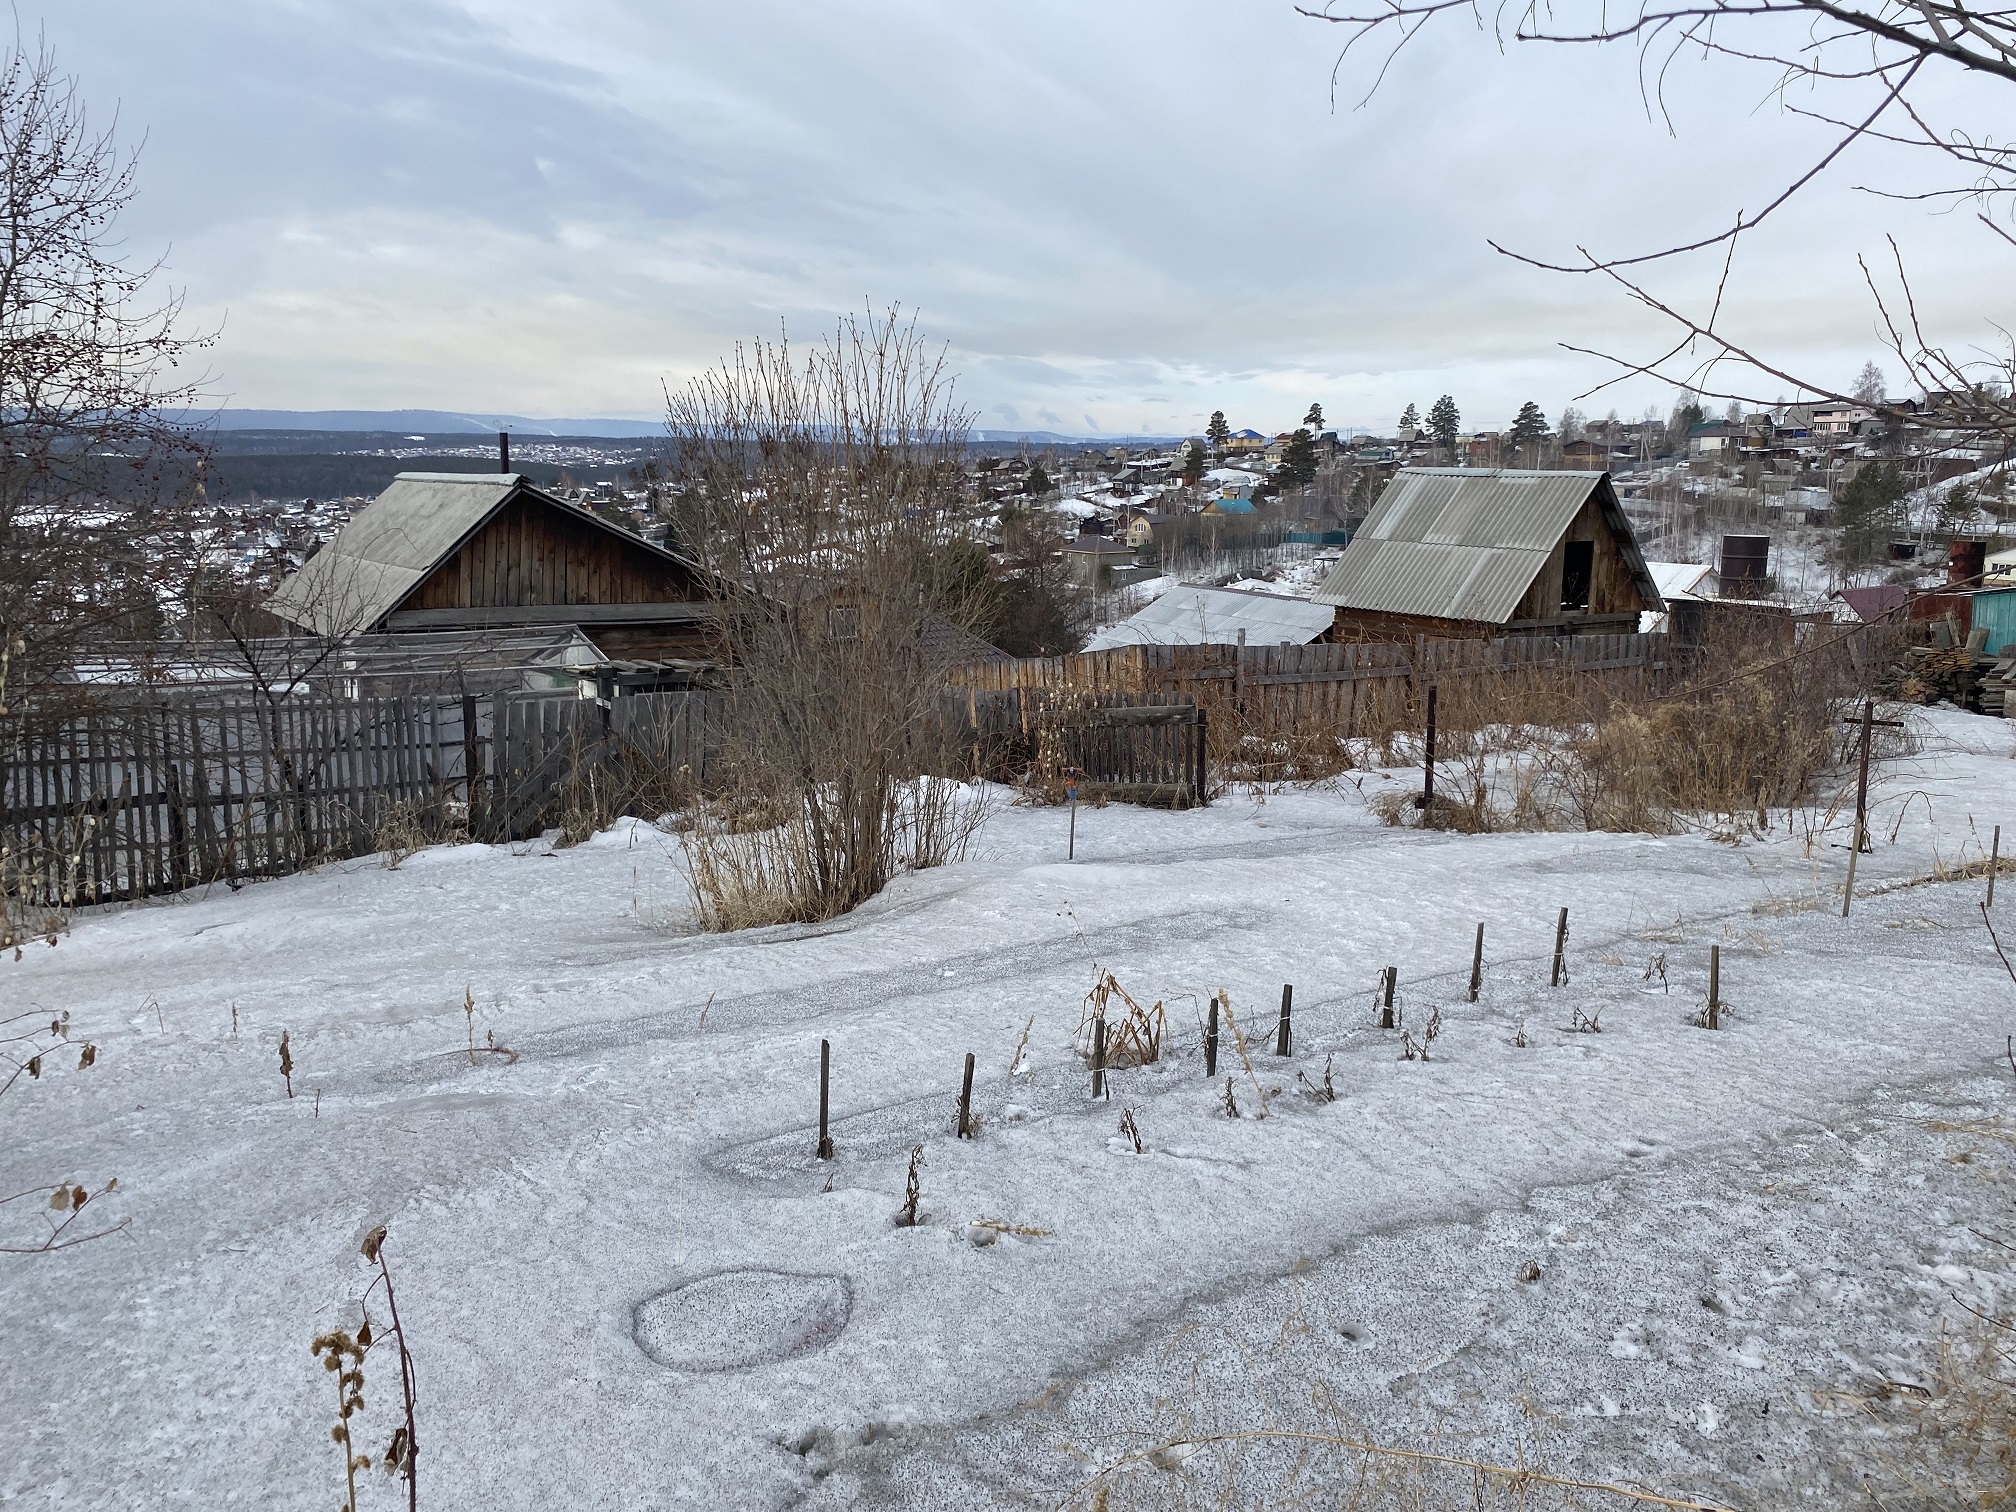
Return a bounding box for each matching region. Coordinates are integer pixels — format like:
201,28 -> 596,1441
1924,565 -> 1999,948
1834,460 -> 1906,565
1508,401 -> 1548,460
1206,411 -> 1231,453
1304,402 -> 1325,430
1398,403 -> 1420,435
1026,461 -> 1051,496
1276,429 -> 1319,491
1181,439 -> 1206,483
1427,395 -> 1461,459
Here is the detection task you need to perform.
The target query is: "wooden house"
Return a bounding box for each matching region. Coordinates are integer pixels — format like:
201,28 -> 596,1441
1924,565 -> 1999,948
1311,468 -> 1661,640
265,472 -> 720,662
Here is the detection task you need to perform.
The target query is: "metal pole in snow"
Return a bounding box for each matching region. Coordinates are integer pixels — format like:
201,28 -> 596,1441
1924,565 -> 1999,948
1992,825 -> 2002,908
1275,984 -> 1293,1057
1707,945 -> 1721,1031
1551,907 -> 1569,987
1205,995 -> 1219,1078
957,1051 -> 976,1139
1467,922 -> 1484,1003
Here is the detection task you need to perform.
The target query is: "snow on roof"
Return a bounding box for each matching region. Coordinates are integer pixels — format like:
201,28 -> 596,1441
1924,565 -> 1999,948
1647,561 -> 1716,600
1083,584 -> 1335,651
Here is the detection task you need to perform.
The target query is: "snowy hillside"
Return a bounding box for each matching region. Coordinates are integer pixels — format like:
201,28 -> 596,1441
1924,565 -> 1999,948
8,709 -> 2016,1507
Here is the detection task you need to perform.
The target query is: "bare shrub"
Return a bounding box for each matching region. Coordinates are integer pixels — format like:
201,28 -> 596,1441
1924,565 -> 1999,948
667,309 -> 995,929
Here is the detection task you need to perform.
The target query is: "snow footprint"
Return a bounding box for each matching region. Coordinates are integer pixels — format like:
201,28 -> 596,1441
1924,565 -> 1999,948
633,1269 -> 852,1372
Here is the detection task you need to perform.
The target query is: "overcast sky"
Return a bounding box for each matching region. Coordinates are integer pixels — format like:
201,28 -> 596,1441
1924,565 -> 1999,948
43,0 -> 2013,436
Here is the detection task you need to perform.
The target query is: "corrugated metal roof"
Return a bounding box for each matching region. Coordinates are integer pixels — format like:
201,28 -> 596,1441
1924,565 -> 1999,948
267,474 -> 522,637
266,473 -> 705,638
1084,585 -> 1335,651
1311,468 -> 1658,622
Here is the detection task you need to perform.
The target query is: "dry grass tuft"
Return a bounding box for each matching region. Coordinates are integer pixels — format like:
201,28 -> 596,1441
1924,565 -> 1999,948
1078,970 -> 1165,1068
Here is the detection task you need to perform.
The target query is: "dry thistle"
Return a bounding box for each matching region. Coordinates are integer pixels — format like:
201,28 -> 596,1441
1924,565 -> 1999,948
1118,1106 -> 1143,1154
1643,952 -> 1670,993
1222,1076 -> 1240,1119
1298,1054 -> 1336,1103
279,1030 -> 294,1098
310,1326 -> 371,1512
1007,1013 -> 1035,1078
1567,1007 -> 1602,1034
896,1144 -> 927,1227
463,986 -> 476,1065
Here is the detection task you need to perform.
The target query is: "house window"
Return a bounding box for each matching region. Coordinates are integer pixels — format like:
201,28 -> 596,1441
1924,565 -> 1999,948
1561,541 -> 1593,612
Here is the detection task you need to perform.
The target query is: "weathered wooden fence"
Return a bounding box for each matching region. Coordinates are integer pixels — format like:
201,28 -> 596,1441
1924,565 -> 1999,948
0,688 -> 732,907
4,631 -> 1674,909
0,684 -> 1205,907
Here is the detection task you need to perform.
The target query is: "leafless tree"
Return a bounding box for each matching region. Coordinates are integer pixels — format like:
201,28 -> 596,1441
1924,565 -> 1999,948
665,308 -> 994,926
0,33 -> 211,715
1302,0 -> 2016,443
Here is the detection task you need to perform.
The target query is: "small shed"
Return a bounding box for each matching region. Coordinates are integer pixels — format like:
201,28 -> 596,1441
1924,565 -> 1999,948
266,472 -> 720,660
1084,585 -> 1336,652
1311,468 -> 1661,640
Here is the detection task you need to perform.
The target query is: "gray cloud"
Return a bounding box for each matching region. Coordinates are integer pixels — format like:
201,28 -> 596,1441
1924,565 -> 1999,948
45,0 -> 2010,433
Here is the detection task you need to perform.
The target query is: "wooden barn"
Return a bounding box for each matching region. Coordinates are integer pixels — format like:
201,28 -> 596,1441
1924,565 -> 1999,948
1312,468 -> 1662,641
266,472 -> 721,664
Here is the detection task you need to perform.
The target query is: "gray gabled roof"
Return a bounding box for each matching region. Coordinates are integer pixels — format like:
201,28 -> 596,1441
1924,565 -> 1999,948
1084,585 -> 1335,651
266,473 -> 703,638
1311,468 -> 1659,623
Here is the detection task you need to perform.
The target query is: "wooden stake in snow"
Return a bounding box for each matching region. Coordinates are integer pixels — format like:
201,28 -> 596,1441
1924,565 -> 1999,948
1275,984 -> 1292,1057
1707,945 -> 1721,1031
817,1039 -> 834,1160
1992,825 -> 2002,908
1091,1016 -> 1107,1100
1380,967 -> 1396,1030
957,1051 -> 976,1138
1205,995 -> 1219,1078
1550,908 -> 1569,987
1467,922 -> 1484,1003
1419,684 -> 1438,816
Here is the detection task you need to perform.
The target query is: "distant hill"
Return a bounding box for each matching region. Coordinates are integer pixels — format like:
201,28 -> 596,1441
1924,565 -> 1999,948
186,408 -> 668,438
181,411 -> 1184,447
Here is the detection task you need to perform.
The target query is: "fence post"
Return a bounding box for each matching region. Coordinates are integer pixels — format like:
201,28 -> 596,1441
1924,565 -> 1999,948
1707,945 -> 1721,1030
1420,684 -> 1438,816
1205,995 -> 1219,1078
957,1051 -> 976,1138
1275,983 -> 1292,1056
1380,967 -> 1396,1029
817,1039 -> 834,1159
1091,1016 -> 1107,1100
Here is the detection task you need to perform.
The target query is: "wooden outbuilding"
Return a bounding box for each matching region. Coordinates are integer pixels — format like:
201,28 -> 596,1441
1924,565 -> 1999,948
1311,468 -> 1662,640
266,472 -> 720,661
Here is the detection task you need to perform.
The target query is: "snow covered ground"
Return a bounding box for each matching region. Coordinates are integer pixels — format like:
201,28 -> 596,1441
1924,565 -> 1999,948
8,710 -> 2016,1508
